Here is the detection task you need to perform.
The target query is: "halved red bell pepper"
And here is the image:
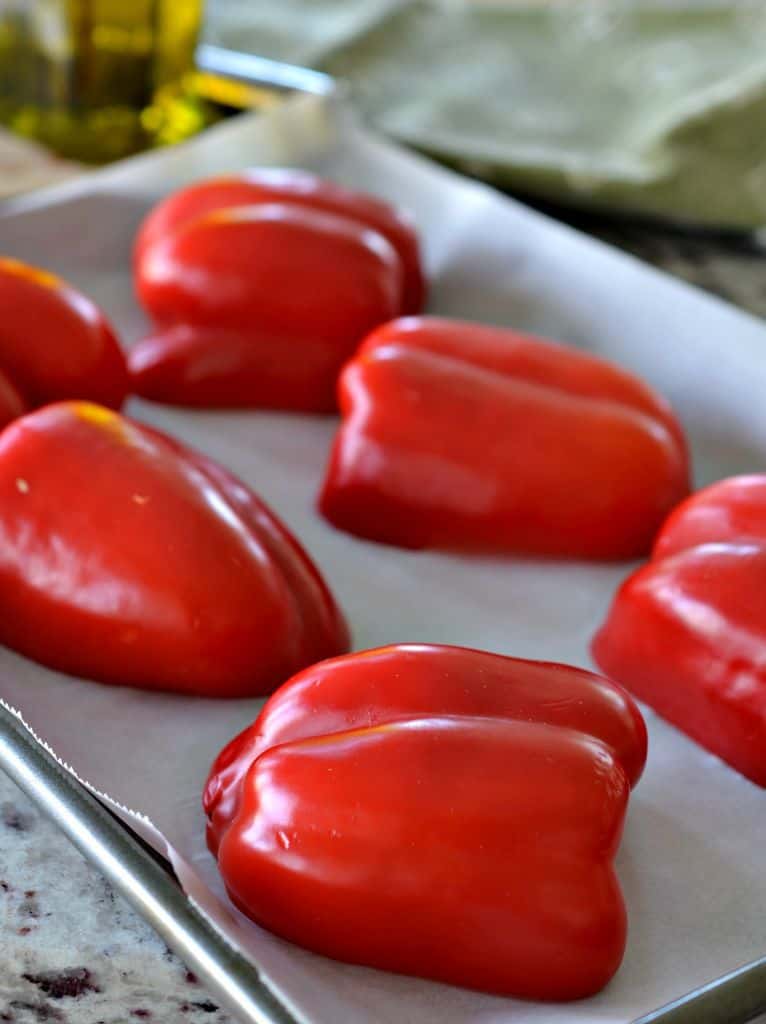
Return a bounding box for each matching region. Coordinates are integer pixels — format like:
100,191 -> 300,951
319,316 -> 690,558
205,642 -> 647,854
593,474 -> 766,785
0,257 -> 128,426
0,401 -> 349,696
132,203 -> 402,412
131,170 -> 424,412
134,169 -> 425,314
205,643 -> 643,999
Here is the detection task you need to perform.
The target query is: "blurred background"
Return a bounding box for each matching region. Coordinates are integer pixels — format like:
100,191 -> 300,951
0,0 -> 764,312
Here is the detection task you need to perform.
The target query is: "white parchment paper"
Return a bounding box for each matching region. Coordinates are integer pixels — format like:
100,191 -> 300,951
0,95 -> 764,1023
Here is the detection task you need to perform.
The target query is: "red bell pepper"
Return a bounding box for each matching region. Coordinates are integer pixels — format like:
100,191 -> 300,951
134,169 -> 425,314
205,643 -> 643,999
131,171 -> 424,413
653,473 -> 766,557
319,316 -> 690,559
0,257 -> 128,426
593,474 -> 766,786
132,205 -> 402,413
0,401 -> 349,696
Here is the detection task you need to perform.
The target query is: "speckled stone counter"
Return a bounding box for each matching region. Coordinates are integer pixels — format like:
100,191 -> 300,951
0,768 -> 230,1023
0,224 -> 763,1024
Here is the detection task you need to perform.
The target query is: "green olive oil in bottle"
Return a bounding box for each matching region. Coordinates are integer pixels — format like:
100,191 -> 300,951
0,0 -> 215,163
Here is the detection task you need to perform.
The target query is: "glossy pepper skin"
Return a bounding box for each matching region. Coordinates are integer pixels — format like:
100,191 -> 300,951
319,317 -> 690,559
0,258 -> 128,426
134,169 -> 425,314
653,474 -> 766,557
132,204 -> 402,413
131,170 -> 425,413
0,402 -> 349,696
205,644 -> 641,999
593,475 -> 766,786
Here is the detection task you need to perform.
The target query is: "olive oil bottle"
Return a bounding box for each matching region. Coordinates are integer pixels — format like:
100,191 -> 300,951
0,0 -> 216,163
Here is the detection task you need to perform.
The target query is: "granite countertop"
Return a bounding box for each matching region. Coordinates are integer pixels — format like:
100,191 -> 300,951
0,210 -> 764,1023
0,767 -> 229,1024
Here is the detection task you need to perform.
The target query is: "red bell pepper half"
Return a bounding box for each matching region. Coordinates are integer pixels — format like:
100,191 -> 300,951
319,316 -> 690,559
0,401 -> 348,696
131,170 -> 425,412
0,257 -> 128,428
134,169 -> 425,314
205,643 -> 644,999
593,474 -> 766,786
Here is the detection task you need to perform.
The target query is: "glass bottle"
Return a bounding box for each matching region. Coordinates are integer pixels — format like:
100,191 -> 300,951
0,0 -> 215,163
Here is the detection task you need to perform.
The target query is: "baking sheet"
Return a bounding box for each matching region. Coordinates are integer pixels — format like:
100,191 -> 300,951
1,94 -> 765,1023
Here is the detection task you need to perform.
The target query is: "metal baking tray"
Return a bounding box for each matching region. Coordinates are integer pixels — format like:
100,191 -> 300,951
0,52 -> 764,1024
